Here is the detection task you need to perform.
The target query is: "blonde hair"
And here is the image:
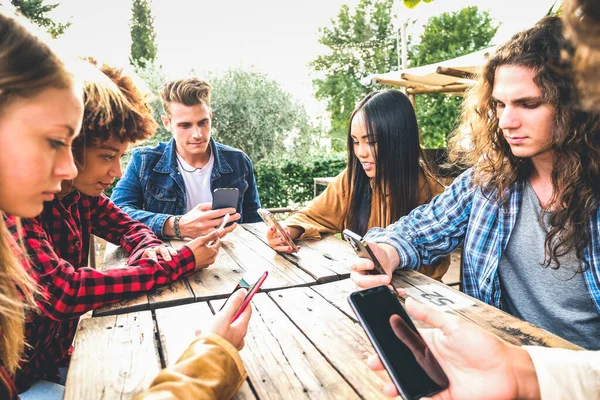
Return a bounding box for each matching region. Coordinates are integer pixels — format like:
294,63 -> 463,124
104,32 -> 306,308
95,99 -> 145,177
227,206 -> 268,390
0,10 -> 68,374
160,78 -> 211,116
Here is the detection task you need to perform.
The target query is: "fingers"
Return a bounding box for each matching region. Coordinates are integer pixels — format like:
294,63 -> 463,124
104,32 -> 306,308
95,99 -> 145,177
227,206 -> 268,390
190,230 -> 221,247
221,222 -> 238,235
405,297 -> 456,332
367,353 -> 385,371
381,382 -> 399,398
194,202 -> 213,212
220,288 -> 248,320
157,246 -> 173,261
145,249 -> 157,262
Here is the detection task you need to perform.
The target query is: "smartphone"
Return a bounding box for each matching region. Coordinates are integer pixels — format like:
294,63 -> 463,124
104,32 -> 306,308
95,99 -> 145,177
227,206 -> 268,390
257,208 -> 297,253
220,270 -> 269,322
206,213 -> 230,246
212,187 -> 239,210
349,286 -> 449,400
342,229 -> 386,275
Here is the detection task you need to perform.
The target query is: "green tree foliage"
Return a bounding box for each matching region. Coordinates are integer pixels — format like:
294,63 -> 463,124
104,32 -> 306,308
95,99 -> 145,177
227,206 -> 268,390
9,0 -> 70,37
129,0 -> 157,68
255,153 -> 347,208
310,0 -> 398,150
132,60 -> 170,147
209,68 -> 318,163
412,6 -> 498,148
403,0 -> 434,8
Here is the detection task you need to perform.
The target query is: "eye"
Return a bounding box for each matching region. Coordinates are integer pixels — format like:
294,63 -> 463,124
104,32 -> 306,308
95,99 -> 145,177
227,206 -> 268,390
48,139 -> 67,150
523,102 -> 541,109
367,141 -> 377,145
102,155 -> 116,161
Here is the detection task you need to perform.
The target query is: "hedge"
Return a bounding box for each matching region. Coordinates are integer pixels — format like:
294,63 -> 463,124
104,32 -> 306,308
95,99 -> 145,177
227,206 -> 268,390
254,153 -> 347,208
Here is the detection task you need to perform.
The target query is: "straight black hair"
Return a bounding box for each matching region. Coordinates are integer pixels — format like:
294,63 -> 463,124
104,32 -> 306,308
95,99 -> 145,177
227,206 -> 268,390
345,89 -> 434,235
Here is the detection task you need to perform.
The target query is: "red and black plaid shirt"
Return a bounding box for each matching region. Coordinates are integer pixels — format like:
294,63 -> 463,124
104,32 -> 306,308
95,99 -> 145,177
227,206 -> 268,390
5,191 -> 195,390
0,364 -> 18,400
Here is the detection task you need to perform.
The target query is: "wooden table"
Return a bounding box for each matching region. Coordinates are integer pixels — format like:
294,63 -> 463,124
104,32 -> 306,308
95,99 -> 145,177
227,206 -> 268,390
65,223 -> 581,399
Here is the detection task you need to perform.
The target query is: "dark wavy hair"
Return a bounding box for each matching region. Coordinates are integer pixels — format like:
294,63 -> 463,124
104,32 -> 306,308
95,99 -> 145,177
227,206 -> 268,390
449,17 -> 600,270
72,58 -> 157,161
345,90 -> 437,235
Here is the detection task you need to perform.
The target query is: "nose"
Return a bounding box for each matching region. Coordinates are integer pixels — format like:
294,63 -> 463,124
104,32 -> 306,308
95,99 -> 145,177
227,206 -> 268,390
109,160 -> 123,179
356,142 -> 370,159
498,105 -> 520,131
55,148 -> 78,180
191,125 -> 203,139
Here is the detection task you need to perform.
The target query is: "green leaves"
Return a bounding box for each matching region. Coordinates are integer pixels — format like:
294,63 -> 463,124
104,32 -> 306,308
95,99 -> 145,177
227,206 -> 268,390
9,0 -> 71,37
310,0 -> 398,149
402,0 -> 434,9
209,68 -> 317,163
255,153 -> 347,208
129,0 -> 158,68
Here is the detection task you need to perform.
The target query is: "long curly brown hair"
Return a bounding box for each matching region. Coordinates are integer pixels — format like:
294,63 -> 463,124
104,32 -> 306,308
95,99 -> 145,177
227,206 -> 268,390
72,58 -> 157,160
449,17 -> 600,270
563,0 -> 600,111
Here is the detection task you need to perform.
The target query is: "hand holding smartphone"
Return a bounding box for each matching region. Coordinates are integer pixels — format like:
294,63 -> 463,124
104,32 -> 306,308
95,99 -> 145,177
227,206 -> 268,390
349,286 -> 449,400
206,213 -> 230,247
258,208 -> 298,253
220,269 -> 268,322
342,229 -> 386,275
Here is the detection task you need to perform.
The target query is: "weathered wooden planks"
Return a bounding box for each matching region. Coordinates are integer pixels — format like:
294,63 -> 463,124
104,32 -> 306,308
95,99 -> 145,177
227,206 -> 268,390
242,223 -> 352,282
154,301 -> 257,400
392,269 -> 582,349
64,311 -> 160,400
223,227 -> 315,289
211,294 -> 361,399
268,287 -> 390,399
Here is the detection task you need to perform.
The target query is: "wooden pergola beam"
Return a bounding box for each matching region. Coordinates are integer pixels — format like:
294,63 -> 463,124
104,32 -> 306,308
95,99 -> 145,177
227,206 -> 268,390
407,84 -> 471,95
436,67 -> 477,80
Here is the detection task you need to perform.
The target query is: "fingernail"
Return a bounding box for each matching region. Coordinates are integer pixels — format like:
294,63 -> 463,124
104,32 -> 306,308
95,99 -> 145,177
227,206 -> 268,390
270,227 -> 274,232
280,237 -> 285,242
297,246 -> 301,250
287,246 -> 292,251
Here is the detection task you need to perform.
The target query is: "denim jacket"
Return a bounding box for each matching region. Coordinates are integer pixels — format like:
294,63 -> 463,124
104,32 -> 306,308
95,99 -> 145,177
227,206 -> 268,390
112,138 -> 261,238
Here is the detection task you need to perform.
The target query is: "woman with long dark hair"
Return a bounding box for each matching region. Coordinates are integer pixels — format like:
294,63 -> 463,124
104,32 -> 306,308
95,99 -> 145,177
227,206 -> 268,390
267,89 -> 449,280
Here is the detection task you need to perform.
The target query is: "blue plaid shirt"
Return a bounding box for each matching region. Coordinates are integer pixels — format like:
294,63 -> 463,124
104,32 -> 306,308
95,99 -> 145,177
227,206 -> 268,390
365,169 -> 600,313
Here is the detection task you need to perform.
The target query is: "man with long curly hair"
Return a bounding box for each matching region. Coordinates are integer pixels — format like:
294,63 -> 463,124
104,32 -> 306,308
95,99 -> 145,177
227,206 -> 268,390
361,7 -> 600,400
351,15 -> 600,351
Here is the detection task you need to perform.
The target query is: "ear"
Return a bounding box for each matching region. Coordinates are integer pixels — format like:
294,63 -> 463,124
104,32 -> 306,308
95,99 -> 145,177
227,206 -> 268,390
161,115 -> 171,131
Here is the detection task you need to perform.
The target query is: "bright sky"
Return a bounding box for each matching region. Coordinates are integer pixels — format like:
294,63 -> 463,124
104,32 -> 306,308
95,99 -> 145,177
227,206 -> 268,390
51,0 -> 557,116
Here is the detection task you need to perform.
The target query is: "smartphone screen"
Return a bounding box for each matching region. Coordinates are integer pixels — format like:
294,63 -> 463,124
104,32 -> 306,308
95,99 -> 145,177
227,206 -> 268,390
349,286 -> 449,400
220,270 -> 269,322
257,208 -> 297,253
342,229 -> 386,275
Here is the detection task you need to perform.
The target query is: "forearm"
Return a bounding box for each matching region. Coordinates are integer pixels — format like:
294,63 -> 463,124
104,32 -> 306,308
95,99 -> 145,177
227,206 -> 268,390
524,346 -> 600,400
136,333 -> 247,400
511,346 -> 541,400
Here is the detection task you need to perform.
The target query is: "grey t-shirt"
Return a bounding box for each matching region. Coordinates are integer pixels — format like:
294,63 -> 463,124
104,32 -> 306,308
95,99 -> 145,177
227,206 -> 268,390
498,181 -> 600,350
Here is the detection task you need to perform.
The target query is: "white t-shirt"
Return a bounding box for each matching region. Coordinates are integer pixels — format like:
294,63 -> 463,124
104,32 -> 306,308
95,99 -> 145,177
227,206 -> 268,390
176,151 -> 214,212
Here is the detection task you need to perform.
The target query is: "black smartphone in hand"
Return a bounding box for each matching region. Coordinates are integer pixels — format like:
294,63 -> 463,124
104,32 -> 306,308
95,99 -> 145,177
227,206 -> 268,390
342,229 -> 386,275
349,286 -> 449,400
212,187 -> 239,210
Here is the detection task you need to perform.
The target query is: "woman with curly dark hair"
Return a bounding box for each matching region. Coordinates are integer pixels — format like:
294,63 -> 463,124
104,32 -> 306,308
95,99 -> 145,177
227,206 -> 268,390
5,59 -> 227,395
351,16 -> 600,351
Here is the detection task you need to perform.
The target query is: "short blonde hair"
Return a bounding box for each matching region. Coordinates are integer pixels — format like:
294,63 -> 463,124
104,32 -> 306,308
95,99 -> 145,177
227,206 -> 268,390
160,78 -> 211,115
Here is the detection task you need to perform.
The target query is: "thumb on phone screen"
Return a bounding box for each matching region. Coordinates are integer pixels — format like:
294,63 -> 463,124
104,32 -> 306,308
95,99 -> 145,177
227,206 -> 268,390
206,289 -> 252,350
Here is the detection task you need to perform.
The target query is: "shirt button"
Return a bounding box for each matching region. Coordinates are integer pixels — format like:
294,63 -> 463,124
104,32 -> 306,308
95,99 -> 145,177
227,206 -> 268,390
75,240 -> 81,247
158,193 -> 163,198
486,278 -> 491,283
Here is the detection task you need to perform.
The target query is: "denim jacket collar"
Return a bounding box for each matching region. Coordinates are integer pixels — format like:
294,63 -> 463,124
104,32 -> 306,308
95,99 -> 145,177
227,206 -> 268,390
153,138 -> 234,178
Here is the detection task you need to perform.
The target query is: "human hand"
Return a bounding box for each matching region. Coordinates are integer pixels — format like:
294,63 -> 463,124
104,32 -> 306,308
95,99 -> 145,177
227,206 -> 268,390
204,288 -> 252,350
367,297 -> 540,399
350,243 -> 397,288
265,223 -> 301,253
179,202 -> 240,238
185,230 -> 223,271
142,244 -> 178,262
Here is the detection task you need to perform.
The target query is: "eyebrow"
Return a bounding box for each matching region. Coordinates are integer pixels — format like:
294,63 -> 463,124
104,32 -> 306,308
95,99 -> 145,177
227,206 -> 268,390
177,118 -> 210,126
97,145 -> 121,152
492,96 -> 544,105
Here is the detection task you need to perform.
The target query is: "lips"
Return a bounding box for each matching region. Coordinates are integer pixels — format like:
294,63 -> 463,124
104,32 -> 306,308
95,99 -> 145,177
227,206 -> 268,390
505,136 -> 527,145
98,182 -> 112,189
361,162 -> 374,171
